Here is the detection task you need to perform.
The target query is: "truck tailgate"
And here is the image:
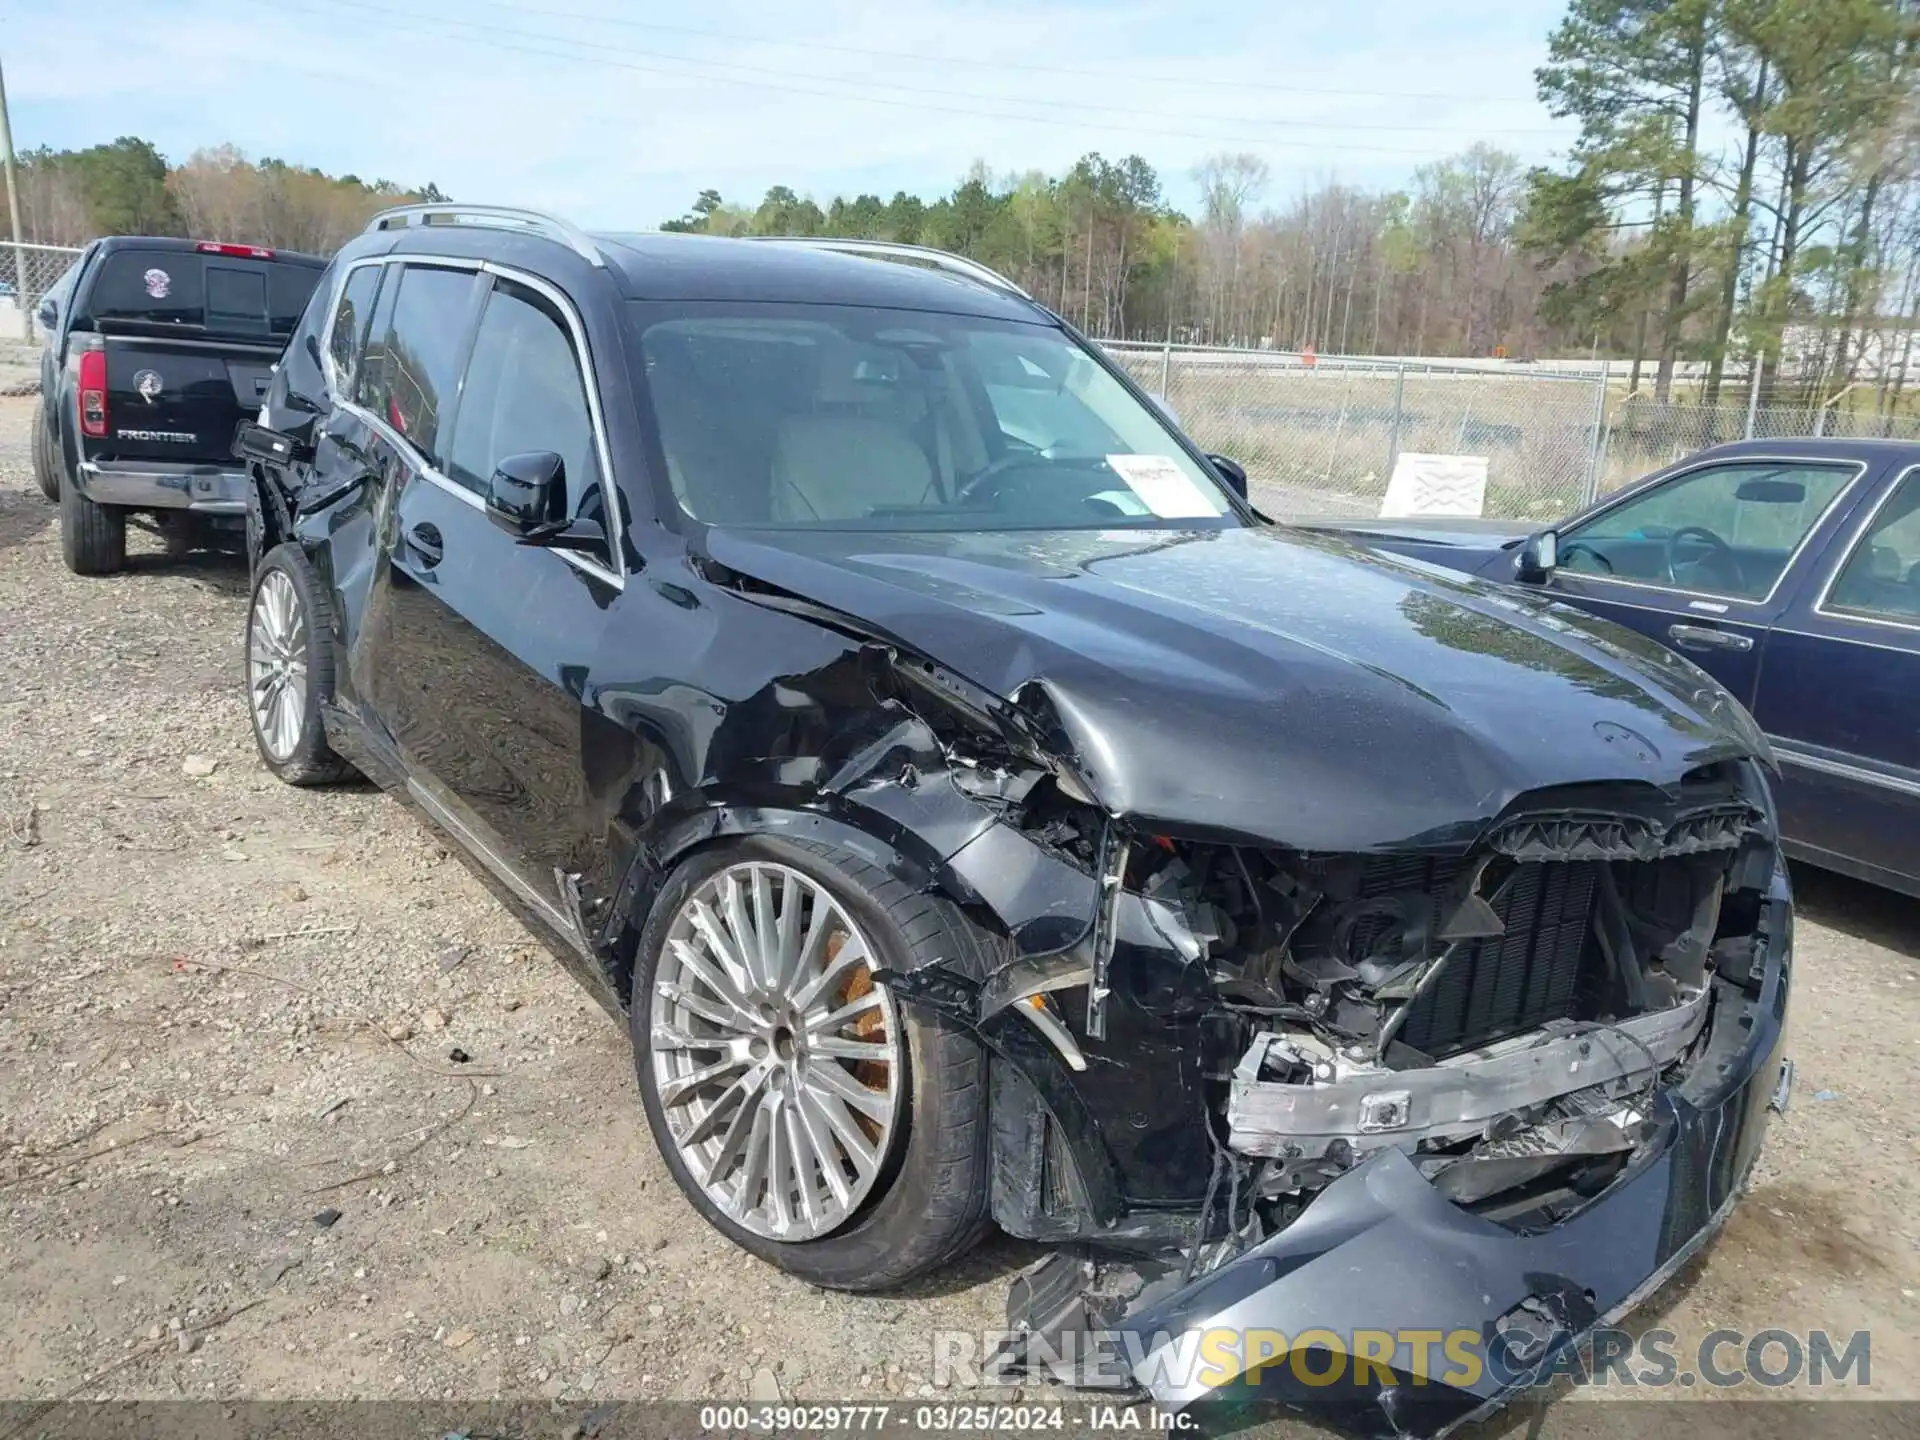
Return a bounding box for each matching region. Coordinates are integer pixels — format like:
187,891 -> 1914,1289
102,339 -> 279,465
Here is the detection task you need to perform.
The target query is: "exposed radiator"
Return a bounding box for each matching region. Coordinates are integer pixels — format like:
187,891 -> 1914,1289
1351,856 -> 1599,1058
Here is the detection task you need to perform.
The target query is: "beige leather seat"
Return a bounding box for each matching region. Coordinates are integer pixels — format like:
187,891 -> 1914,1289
769,415 -> 936,522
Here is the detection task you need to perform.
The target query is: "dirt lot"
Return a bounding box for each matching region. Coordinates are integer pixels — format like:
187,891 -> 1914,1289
1,392 -> 1917,1432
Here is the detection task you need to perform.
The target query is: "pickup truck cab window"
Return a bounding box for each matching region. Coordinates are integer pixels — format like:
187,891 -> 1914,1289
1558,460 -> 1858,602
1823,466 -> 1920,626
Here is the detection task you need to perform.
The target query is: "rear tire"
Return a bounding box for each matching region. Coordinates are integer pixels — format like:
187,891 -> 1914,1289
246,543 -> 354,786
59,473 -> 127,575
30,400 -> 60,503
632,836 -> 992,1291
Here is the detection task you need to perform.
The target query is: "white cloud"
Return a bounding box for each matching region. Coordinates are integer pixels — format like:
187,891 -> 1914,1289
5,0 -> 1576,227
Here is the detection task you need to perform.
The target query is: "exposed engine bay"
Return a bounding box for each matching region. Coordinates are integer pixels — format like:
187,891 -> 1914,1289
930,750 -> 1775,1258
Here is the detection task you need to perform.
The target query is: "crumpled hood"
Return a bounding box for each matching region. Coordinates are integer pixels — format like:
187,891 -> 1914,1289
704,523 -> 1768,851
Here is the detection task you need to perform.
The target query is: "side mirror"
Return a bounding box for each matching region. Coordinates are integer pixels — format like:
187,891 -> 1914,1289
1206,453 -> 1249,502
36,297 -> 57,331
487,451 -> 608,556
1516,529 -> 1559,583
487,451 -> 567,537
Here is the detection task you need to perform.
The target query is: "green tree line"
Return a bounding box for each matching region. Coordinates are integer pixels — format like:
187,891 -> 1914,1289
3,136 -> 445,256
657,0 -> 1917,413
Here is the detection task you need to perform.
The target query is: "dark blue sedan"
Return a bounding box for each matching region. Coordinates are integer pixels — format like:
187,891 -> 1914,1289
1310,437 -> 1920,898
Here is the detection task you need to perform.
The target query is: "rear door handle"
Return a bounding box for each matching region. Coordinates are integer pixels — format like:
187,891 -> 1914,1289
1668,623 -> 1753,653
405,521 -> 444,568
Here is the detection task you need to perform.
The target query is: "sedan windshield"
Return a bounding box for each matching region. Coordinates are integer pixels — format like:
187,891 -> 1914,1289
631,301 -> 1238,530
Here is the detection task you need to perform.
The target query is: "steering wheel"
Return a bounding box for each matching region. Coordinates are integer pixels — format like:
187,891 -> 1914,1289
1664,525 -> 1736,584
952,445 -> 1044,514
1559,540 -> 1614,574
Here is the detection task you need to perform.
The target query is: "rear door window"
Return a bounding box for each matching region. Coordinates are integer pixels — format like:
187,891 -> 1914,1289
1825,469 -> 1920,625
325,265 -> 383,396
356,263 -> 479,463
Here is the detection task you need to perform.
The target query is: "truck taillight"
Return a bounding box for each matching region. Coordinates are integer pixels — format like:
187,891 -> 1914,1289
78,350 -> 108,438
197,241 -> 274,259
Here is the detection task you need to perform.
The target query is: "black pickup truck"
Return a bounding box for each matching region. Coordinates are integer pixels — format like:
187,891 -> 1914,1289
32,236 -> 326,575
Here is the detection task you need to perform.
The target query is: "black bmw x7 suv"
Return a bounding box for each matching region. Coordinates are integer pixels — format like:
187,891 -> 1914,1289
242,204 -> 1792,1435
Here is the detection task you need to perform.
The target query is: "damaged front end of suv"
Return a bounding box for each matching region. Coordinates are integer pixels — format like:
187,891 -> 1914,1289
670,527 -> 1793,1440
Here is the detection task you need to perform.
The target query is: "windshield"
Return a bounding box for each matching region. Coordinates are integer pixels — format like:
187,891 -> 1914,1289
631,301 -> 1237,530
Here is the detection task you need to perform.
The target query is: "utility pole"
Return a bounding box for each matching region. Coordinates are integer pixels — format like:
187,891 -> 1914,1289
0,58 -> 28,340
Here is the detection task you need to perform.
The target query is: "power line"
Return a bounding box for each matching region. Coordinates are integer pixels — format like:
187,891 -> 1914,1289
293,0 -> 1567,159
464,0 -> 1547,107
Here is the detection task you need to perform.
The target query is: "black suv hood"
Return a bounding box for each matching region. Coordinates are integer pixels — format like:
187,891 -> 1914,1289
704,524 -> 1770,852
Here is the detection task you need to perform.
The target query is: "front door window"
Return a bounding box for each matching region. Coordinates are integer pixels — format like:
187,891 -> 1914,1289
1558,461 -> 1857,602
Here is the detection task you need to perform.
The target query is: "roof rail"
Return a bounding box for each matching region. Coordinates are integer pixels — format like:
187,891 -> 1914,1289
746,237 -> 1031,300
366,204 -> 606,267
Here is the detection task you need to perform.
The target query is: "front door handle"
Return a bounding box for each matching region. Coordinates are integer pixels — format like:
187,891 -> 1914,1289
1668,623 -> 1753,654
405,521 -> 444,568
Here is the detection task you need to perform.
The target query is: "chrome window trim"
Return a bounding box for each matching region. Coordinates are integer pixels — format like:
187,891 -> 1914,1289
316,252 -> 625,590
1811,463 -> 1920,634
1771,742 -> 1920,801
1555,455 -> 1870,610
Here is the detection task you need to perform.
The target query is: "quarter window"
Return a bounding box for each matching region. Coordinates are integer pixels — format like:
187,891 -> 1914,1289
325,265 -> 382,395
447,279 -> 600,518
1558,461 -> 1855,601
357,264 -> 477,463
1826,469 -> 1920,625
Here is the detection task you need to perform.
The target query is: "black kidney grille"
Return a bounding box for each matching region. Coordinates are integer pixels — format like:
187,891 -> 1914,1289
1382,860 -> 1598,1058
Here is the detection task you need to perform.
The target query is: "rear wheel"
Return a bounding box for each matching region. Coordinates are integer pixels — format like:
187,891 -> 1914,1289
632,836 -> 991,1290
59,474 -> 127,575
246,544 -> 354,785
30,400 -> 60,503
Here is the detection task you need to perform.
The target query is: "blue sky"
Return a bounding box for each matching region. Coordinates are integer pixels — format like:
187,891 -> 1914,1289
4,0 -> 1578,227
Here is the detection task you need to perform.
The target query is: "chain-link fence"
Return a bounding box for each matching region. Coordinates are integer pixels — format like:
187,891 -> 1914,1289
0,241 -> 84,342
1103,341 -> 1920,523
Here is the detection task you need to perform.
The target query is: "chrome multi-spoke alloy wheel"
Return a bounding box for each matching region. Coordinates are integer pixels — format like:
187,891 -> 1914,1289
248,569 -> 309,762
649,861 -> 904,1241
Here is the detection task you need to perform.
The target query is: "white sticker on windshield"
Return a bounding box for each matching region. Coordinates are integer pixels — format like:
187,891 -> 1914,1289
1103,454 -> 1218,518
143,267 -> 171,299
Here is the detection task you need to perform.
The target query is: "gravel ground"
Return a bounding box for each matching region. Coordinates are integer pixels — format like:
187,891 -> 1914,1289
1,391 -> 1917,1433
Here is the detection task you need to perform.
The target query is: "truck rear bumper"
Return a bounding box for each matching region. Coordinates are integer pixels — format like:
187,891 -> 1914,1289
76,460 -> 250,515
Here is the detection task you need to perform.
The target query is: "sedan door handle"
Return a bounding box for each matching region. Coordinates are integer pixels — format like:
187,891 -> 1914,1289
1668,623 -> 1753,654
405,521 -> 444,568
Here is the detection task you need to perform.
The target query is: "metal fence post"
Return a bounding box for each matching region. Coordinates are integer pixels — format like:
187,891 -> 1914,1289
1744,354 -> 1763,440
1158,341 -> 1171,401
1582,359 -> 1610,506
1386,362 -> 1406,481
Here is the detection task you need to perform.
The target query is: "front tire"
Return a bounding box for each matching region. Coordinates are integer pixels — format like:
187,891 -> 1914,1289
246,544 -> 353,785
59,472 -> 127,575
30,400 -> 60,503
632,836 -> 991,1290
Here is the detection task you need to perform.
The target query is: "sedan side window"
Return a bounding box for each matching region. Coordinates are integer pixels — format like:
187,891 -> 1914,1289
1825,468 -> 1920,625
1558,462 -> 1856,601
446,279 -> 601,519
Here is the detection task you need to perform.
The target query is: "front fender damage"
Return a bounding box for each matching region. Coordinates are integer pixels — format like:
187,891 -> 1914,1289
684,578 -> 1793,1440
